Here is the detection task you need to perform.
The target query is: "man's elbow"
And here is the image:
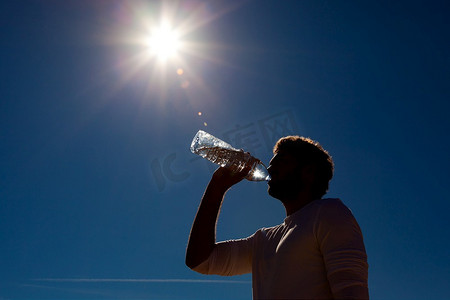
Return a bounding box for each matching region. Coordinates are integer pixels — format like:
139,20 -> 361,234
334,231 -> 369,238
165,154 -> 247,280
185,244 -> 215,272
185,256 -> 209,274
329,269 -> 369,299
185,256 -> 198,270
185,249 -> 209,272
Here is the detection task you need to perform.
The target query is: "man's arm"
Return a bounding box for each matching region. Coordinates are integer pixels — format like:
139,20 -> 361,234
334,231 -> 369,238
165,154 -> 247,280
317,200 -> 369,299
185,167 -> 248,270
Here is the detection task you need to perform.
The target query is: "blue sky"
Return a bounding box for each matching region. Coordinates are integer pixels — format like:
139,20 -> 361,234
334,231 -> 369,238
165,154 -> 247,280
1,1 -> 449,299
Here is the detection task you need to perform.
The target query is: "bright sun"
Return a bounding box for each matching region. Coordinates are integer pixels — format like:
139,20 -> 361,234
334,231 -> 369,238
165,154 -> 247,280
148,23 -> 180,61
111,1 -> 243,99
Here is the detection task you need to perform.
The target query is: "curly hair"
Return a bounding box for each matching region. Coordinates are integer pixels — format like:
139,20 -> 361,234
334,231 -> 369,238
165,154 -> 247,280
273,136 -> 334,199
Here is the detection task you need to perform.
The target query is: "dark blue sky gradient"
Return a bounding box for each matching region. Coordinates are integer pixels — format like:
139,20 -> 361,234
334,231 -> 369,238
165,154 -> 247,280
1,1 -> 449,299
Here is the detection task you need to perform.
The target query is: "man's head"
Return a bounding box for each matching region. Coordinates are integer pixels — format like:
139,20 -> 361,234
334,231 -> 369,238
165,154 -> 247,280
267,136 -> 334,201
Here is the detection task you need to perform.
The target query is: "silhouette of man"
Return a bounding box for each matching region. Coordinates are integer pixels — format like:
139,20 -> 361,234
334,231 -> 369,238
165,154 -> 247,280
186,136 -> 369,299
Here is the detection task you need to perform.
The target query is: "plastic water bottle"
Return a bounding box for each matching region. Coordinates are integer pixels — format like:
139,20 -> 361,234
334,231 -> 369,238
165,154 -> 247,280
190,130 -> 270,181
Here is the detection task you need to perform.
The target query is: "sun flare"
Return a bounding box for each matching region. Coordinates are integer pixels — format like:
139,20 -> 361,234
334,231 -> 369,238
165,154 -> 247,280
148,23 -> 180,61
108,1 -> 246,103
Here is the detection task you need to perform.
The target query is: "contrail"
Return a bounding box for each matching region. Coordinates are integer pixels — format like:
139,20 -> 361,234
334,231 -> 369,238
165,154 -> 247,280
34,278 -> 251,284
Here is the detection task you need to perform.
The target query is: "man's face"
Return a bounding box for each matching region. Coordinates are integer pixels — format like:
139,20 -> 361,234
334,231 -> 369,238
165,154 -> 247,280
267,152 -> 302,200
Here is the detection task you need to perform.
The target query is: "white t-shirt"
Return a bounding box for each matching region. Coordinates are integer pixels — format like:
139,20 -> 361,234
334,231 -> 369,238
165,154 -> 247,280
194,198 -> 369,299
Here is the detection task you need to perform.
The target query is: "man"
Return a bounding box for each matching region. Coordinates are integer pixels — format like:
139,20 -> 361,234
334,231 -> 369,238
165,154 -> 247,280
186,136 -> 369,299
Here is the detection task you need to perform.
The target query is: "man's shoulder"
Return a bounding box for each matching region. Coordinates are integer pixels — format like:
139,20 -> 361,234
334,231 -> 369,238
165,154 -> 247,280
315,198 -> 357,223
317,197 -> 343,205
315,198 -> 350,211
255,223 -> 286,240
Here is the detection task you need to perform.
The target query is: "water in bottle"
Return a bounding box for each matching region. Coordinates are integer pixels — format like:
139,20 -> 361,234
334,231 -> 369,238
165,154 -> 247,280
190,130 -> 270,181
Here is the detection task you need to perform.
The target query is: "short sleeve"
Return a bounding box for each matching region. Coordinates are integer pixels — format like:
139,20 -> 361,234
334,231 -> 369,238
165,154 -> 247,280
193,235 -> 254,276
315,199 -> 369,299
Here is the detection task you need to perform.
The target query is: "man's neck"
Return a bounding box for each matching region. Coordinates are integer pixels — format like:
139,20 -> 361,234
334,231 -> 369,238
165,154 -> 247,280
282,191 -> 315,216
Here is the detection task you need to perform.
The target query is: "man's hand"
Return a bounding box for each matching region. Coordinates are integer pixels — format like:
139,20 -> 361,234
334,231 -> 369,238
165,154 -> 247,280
210,164 -> 251,192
